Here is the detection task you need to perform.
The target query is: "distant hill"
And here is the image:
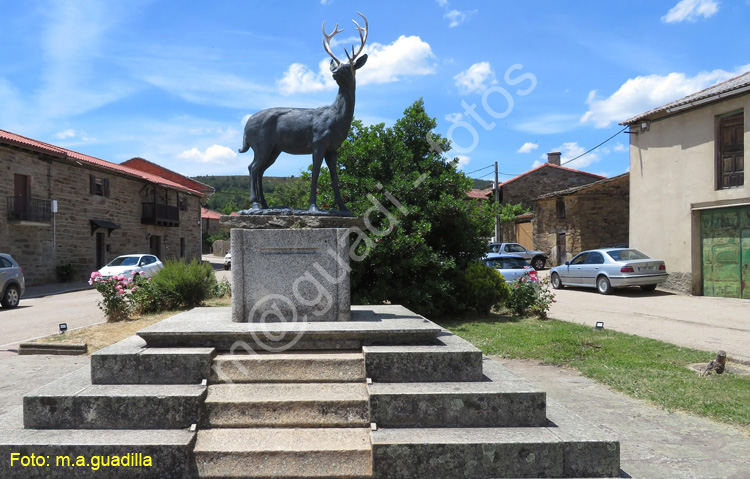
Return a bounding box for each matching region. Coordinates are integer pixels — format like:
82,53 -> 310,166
193,175 -> 299,213
471,178 -> 493,190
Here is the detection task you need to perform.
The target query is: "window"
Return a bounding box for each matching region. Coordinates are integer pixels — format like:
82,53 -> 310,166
585,252 -> 604,264
89,174 -> 110,197
717,112 -> 744,189
556,198 -> 566,218
179,196 -> 189,211
570,253 -> 588,265
505,244 -> 526,253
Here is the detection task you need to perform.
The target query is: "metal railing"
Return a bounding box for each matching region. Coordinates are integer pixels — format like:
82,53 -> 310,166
7,196 -> 51,222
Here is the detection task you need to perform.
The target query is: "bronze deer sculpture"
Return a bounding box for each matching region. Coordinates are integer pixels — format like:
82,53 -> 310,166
238,12 -> 368,214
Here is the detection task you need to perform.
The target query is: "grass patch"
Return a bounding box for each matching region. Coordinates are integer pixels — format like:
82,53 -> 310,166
438,313 -> 750,434
34,311 -> 179,354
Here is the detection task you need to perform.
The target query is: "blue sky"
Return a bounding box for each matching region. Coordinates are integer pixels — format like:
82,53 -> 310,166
2,0 -> 749,183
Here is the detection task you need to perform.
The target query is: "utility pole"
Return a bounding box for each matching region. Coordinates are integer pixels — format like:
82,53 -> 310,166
494,161 -> 500,242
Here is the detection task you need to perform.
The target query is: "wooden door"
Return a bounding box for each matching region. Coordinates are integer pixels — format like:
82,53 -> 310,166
701,206 -> 749,298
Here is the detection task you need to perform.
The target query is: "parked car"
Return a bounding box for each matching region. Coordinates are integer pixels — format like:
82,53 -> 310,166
482,253 -> 539,284
488,242 -> 548,270
549,248 -> 667,294
0,253 -> 25,309
98,254 -> 163,279
224,250 -> 232,270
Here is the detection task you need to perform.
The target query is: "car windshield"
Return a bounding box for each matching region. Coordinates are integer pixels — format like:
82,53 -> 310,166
606,249 -> 650,261
107,256 -> 140,267
485,257 -> 529,269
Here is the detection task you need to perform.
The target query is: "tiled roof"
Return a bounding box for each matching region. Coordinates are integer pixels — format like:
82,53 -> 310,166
123,157 -> 214,195
467,189 -> 492,199
535,172 -> 629,200
0,129 -> 208,197
622,71 -> 750,124
498,163 -> 605,188
201,207 -> 223,220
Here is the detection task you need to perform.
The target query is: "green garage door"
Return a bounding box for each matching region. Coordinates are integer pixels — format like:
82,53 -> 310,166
701,206 -> 750,299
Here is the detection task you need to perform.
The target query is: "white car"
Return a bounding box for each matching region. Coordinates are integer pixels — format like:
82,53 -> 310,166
98,254 -> 163,279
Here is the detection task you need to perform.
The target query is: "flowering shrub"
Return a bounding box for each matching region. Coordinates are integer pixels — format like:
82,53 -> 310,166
506,273 -> 555,318
89,271 -> 133,321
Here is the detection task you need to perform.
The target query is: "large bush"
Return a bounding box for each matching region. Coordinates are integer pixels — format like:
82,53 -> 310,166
461,262 -> 510,315
149,259 -> 218,310
266,99 -> 496,317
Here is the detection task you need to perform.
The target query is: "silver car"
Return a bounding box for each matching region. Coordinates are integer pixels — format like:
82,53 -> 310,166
483,254 -> 539,284
488,242 -> 548,270
549,248 -> 667,294
0,253 -> 25,309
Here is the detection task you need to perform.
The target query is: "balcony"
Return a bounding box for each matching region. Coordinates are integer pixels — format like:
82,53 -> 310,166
142,202 -> 179,227
7,196 -> 51,223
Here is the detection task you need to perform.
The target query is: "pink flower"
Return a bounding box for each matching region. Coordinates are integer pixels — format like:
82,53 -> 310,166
131,286 -> 139,292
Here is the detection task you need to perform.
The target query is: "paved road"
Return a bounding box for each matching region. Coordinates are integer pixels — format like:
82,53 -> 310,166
0,289 -> 104,359
542,273 -> 750,363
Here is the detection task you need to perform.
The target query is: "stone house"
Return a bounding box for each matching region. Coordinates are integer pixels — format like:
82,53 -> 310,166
621,71 -> 750,297
201,207 -> 225,253
495,152 -> 606,211
0,129 -> 213,286
494,152 -> 606,245
533,173 -> 629,266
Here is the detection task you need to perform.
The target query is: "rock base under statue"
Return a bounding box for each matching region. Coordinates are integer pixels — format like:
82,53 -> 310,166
229,226 -> 352,323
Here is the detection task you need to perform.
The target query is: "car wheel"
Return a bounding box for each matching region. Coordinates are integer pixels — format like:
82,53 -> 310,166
550,272 -> 563,289
532,257 -> 546,270
224,264 -> 229,270
640,284 -> 657,292
596,276 -> 613,295
1,284 -> 20,309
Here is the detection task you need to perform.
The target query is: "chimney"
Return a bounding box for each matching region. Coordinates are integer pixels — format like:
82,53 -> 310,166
547,152 -> 561,166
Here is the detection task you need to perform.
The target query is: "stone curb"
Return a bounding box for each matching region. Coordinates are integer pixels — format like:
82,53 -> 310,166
18,342 -> 88,356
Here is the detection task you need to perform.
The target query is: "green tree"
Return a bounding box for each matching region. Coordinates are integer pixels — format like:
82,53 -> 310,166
268,99 -> 496,316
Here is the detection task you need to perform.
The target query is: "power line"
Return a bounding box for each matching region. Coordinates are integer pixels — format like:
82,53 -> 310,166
464,164 -> 494,176
561,126 -> 628,166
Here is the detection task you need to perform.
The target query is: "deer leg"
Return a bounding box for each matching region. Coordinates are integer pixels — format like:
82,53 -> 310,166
308,149 -> 326,212
248,153 -> 265,210
258,150 -> 281,209
325,151 -> 349,212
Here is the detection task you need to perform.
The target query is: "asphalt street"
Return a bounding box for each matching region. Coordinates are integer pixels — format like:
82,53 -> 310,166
541,272 -> 750,363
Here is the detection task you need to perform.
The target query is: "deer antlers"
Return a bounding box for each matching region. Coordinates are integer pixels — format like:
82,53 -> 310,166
323,12 -> 368,67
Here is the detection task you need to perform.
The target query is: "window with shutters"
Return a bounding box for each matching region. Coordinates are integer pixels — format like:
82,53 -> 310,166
89,174 -> 110,197
556,198 -> 566,218
716,112 -> 744,189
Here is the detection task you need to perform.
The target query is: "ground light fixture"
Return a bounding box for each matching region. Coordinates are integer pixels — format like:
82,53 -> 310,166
595,321 -> 604,329
59,323 -> 68,334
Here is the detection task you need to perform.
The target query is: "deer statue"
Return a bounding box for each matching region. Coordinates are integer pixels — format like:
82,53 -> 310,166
238,12 -> 368,214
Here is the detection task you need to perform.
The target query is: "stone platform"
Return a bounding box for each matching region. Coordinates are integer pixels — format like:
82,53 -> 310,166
0,304 -> 621,478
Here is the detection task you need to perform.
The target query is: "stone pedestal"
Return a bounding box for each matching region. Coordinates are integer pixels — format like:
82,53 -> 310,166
222,214 -> 365,323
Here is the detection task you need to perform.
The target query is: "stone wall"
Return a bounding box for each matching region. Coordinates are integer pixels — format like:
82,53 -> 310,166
534,175 -> 629,266
1,145 -> 204,285
501,164 -> 603,211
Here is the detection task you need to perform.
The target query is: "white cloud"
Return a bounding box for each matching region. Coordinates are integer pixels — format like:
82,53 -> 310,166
662,0 -> 719,23
548,142 -> 601,169
445,112 -> 463,123
517,142 -> 539,154
444,9 -> 477,27
614,142 -> 627,152
435,0 -> 448,6
581,65 -> 750,128
177,144 -> 237,164
278,35 -> 435,95
454,62 -> 497,94
455,155 -> 471,169
55,129 -> 76,139
320,0 -> 333,4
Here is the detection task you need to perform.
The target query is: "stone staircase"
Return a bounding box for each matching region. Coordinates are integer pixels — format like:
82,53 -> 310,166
0,305 -> 621,478
194,350 -> 373,478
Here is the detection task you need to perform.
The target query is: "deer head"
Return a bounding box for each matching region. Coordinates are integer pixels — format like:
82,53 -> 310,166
323,12 -> 368,85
